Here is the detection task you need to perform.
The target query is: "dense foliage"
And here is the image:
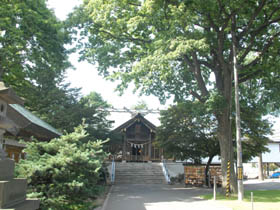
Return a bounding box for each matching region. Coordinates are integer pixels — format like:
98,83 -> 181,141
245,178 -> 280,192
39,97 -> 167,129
69,0 -> 280,192
157,101 -> 219,163
15,125 -> 108,210
157,98 -> 271,164
0,0 -> 71,93
0,0 -> 110,135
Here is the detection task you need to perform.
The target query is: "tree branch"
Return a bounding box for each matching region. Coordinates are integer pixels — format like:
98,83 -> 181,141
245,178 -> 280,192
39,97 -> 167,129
250,16 -> 280,37
198,60 -> 215,71
99,29 -> 151,44
190,90 -> 205,103
238,0 -> 267,38
192,52 -> 209,98
239,31 -> 280,83
241,31 -> 280,70
207,13 -> 219,32
238,69 -> 263,83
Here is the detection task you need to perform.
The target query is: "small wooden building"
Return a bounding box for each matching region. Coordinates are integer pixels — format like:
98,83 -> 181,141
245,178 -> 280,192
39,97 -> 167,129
3,104 -> 61,162
113,113 -> 163,162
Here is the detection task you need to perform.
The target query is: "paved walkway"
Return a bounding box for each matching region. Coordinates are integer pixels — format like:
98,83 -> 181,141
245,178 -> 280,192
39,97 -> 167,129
103,184 -> 231,210
244,179 -> 280,190
99,179 -> 280,210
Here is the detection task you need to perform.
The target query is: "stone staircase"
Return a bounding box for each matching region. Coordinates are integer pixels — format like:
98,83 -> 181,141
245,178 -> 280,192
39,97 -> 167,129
0,158 -> 40,210
114,162 -> 166,184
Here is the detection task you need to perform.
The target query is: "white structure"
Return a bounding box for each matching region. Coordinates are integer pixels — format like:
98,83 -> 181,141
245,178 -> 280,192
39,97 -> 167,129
250,141 -> 280,163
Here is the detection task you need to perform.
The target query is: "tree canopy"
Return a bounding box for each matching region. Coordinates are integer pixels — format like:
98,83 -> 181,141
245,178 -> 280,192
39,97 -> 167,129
157,101 -> 219,163
0,0 -> 71,86
15,125 -> 108,209
69,0 -> 280,192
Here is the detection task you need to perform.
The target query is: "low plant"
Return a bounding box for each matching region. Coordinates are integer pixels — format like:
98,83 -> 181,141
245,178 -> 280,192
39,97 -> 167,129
15,125 -> 108,210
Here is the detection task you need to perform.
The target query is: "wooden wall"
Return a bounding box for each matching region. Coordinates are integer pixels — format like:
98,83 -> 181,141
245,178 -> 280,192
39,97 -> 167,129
5,145 -> 25,163
184,165 -> 222,186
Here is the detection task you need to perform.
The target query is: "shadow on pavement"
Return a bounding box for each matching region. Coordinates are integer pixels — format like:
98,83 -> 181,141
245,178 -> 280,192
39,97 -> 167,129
105,184 -> 228,210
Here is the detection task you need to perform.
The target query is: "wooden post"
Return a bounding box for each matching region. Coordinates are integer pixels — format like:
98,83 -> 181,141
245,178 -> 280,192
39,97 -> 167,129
226,160 -> 230,197
232,14 -> 244,201
251,192 -> 254,210
122,129 -> 126,162
148,131 -> 152,162
213,176 -> 217,200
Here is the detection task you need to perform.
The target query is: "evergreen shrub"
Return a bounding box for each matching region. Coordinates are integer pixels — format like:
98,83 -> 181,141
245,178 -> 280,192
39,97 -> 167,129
15,125 -> 108,210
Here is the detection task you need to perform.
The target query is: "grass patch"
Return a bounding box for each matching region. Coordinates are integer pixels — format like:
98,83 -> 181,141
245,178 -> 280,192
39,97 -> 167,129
92,185 -> 111,209
201,190 -> 280,210
201,190 -> 280,202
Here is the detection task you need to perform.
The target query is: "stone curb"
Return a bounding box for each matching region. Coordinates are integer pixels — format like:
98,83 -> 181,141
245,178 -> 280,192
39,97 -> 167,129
95,185 -> 113,210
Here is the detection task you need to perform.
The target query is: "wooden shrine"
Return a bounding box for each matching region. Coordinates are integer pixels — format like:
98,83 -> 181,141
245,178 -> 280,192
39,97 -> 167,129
113,113 -> 163,162
3,104 -> 61,162
0,81 -> 40,210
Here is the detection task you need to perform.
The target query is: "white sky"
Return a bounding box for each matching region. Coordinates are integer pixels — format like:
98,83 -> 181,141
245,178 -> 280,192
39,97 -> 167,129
47,0 -> 280,136
47,0 -> 169,127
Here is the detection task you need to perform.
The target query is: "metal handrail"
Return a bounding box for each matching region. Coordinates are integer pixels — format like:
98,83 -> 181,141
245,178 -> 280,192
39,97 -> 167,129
111,157 -> 115,184
162,159 -> 171,184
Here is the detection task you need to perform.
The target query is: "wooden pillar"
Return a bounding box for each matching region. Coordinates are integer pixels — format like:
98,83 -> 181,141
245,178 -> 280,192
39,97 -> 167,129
122,129 -> 127,162
148,130 -> 152,162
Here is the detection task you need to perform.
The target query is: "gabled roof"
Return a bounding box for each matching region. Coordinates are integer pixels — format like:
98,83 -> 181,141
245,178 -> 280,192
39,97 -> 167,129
0,82 -> 24,105
114,113 -> 157,132
7,104 -> 61,140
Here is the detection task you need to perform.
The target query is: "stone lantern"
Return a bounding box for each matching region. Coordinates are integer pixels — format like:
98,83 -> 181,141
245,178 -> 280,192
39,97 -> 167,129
0,82 -> 39,210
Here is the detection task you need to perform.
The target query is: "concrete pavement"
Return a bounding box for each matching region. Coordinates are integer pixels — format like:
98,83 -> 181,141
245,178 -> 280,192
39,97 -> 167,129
244,179 -> 280,190
99,179 -> 280,210
103,184 -> 231,210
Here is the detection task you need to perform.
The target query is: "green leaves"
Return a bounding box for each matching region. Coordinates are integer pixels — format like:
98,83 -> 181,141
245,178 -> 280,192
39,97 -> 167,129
16,125 -> 108,209
157,101 -> 219,162
205,91 -> 228,115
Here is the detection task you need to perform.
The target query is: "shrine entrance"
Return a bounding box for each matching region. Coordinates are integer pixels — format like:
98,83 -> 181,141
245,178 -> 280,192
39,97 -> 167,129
131,145 -> 143,162
113,113 -> 163,162
127,141 -> 150,162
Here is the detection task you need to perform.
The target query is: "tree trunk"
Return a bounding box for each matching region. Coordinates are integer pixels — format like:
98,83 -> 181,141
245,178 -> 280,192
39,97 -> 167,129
205,155 -> 214,187
217,113 -> 237,193
258,153 -> 264,181
215,68 -> 237,193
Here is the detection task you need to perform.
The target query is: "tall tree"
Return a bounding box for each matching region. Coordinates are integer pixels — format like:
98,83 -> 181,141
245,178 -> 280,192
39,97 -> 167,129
70,0 -> 280,192
0,0 -> 114,138
79,92 -> 113,140
0,0 -> 71,97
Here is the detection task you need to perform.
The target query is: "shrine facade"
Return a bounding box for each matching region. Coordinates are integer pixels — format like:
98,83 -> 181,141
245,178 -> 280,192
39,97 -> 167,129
113,113 -> 163,162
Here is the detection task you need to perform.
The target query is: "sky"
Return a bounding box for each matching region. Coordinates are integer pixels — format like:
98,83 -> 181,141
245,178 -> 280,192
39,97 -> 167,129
47,0 -> 171,127
46,0 -> 280,136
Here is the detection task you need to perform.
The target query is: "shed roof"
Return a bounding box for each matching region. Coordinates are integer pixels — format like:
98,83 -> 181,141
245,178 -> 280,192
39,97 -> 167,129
7,104 -> 61,140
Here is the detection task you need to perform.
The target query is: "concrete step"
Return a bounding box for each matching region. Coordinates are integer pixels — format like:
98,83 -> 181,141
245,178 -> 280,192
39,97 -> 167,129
114,162 -> 166,184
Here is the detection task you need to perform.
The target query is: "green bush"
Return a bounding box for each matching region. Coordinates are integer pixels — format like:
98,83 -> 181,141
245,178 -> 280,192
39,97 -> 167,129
15,125 -> 108,210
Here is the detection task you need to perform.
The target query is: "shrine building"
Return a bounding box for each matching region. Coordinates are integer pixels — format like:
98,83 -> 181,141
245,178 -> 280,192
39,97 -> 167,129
113,113 -> 163,162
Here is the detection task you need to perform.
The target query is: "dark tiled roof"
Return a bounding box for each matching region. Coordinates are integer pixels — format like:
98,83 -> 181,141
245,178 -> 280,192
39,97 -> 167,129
114,113 -> 157,132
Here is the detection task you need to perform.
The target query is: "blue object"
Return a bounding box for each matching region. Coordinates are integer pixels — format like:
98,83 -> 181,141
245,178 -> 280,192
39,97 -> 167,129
270,172 -> 280,178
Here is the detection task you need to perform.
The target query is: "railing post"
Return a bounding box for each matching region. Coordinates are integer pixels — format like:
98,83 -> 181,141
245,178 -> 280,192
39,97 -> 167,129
213,176 -> 217,200
251,192 -> 254,210
111,157 -> 115,184
162,159 -> 171,184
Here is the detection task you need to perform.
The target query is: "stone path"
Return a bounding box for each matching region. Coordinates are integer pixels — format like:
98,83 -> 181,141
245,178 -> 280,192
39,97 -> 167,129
102,184 -> 231,210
